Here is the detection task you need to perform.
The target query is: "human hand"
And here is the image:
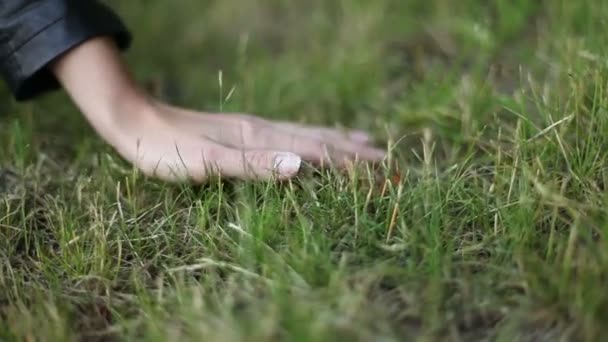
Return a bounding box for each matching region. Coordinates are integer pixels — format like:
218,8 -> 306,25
103,101 -> 386,182
51,37 -> 385,182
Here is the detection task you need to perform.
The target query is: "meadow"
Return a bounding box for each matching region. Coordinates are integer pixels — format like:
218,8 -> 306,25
1,0 -> 608,340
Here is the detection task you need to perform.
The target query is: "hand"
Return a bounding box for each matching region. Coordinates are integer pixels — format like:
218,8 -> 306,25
98,101 -> 386,182
50,37 -> 385,182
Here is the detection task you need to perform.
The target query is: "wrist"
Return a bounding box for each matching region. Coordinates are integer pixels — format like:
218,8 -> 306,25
50,36 -> 155,136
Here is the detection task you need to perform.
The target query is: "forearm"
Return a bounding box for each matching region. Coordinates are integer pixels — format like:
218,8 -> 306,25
50,36 -> 151,141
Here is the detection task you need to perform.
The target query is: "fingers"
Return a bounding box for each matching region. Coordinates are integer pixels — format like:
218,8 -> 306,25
260,121 -> 386,164
212,148 -> 302,180
168,111 -> 384,165
132,134 -> 380,184
146,109 -> 386,179
214,118 -> 385,165
257,127 -> 386,166
273,122 -> 372,144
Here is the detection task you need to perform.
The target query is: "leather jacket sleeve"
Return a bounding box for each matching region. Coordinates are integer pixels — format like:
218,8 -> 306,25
0,0 -> 131,101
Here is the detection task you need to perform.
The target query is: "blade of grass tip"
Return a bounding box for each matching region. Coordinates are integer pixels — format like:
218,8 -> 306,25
507,119 -> 522,204
549,114 -> 582,184
363,162 -> 376,212
385,177 -> 403,243
526,114 -> 573,143
218,69 -> 223,112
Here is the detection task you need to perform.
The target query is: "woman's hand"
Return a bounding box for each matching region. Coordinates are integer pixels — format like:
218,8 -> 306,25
50,36 -> 385,183
104,102 -> 385,182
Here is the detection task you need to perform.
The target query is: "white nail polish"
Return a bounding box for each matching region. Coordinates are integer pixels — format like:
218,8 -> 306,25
273,153 -> 302,176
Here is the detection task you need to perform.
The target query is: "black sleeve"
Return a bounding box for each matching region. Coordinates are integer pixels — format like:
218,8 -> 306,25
0,0 -> 132,101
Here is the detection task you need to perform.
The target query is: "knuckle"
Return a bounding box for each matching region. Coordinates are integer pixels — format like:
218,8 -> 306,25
241,120 -> 274,145
237,118 -> 260,142
246,151 -> 271,168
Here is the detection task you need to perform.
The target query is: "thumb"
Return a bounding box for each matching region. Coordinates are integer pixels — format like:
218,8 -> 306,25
218,148 -> 302,180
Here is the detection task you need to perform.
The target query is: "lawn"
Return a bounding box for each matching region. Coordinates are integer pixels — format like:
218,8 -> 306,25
1,0 -> 608,341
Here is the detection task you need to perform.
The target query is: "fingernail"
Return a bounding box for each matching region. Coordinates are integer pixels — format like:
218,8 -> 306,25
273,152 -> 302,176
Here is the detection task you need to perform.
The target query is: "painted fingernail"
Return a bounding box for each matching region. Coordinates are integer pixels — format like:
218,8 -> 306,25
273,152 -> 302,177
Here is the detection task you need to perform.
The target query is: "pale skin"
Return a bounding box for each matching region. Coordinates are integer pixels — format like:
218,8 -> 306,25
50,36 -> 386,183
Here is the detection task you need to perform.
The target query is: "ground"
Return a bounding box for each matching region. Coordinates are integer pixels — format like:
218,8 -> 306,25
1,0 -> 608,341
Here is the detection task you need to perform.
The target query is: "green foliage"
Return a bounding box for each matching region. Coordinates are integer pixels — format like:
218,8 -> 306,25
1,0 -> 608,340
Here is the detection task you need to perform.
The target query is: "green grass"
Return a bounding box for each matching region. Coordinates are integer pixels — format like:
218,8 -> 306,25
2,0 -> 608,340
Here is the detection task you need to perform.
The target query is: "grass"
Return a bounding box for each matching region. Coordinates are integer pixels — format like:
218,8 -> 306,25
1,0 -> 608,340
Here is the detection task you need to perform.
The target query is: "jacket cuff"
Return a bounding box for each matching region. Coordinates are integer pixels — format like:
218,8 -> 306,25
1,1 -> 131,101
